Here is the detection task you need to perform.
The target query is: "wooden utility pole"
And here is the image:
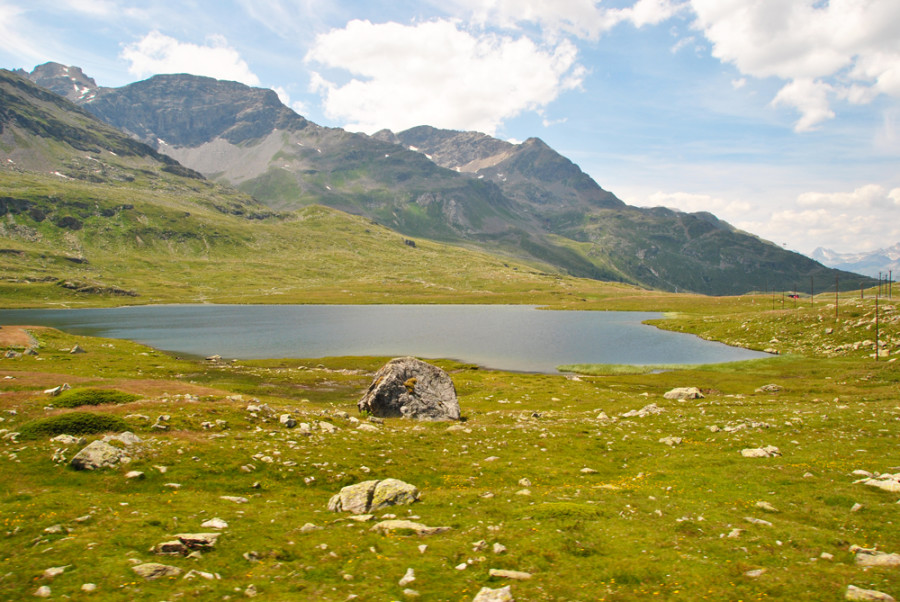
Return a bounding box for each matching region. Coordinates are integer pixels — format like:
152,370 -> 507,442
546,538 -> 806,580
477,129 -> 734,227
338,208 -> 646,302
875,292 -> 880,362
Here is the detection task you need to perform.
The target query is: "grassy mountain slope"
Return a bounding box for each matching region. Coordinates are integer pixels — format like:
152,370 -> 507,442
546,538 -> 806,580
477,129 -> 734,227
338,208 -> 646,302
19,64 -> 869,295
1,69 -> 635,308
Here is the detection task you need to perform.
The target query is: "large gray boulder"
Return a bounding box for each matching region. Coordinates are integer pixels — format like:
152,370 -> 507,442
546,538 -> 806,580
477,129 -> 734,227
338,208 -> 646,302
328,479 -> 419,514
358,357 -> 460,421
70,440 -> 130,470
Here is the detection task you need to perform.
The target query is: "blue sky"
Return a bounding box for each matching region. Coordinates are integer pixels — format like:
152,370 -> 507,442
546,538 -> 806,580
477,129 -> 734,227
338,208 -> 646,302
2,0 -> 899,256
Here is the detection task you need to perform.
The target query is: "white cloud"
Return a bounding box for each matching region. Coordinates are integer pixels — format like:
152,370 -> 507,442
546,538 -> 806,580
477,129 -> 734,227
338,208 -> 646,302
796,184 -> 900,210
689,0 -> 900,131
304,19 -> 584,134
445,0 -> 685,40
642,191 -> 751,216
120,31 -> 261,86
770,78 -> 835,132
735,185 -> 900,254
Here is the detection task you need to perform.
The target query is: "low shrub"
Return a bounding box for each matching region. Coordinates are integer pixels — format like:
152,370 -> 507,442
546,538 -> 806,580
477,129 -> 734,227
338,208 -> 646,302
53,388 -> 141,408
18,412 -> 130,439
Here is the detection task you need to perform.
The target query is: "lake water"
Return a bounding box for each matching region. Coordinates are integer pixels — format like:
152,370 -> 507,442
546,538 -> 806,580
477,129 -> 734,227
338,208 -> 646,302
0,304 -> 768,373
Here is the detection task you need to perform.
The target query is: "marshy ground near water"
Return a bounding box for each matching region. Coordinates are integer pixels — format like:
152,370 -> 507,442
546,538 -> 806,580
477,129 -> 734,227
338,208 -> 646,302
0,293 -> 897,601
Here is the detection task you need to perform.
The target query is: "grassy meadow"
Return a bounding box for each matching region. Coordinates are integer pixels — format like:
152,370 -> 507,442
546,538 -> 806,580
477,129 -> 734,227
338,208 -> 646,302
0,285 -> 898,601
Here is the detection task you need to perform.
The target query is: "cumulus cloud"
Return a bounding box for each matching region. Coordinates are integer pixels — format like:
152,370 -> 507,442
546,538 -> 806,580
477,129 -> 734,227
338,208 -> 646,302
121,31 -> 261,86
644,191 -> 751,216
689,0 -> 900,131
305,19 -> 584,134
446,0 -> 684,39
735,185 -> 900,254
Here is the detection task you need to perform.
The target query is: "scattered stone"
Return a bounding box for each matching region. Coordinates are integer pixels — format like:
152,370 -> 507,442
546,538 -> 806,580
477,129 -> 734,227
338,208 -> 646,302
370,520 -> 451,535
70,344 -> 86,354
152,540 -> 189,556
299,523 -> 321,533
859,473 -> 900,494
175,532 -> 220,549
42,566 -> 68,579
851,503 -> 863,513
755,384 -> 783,393
744,517 -> 773,527
103,432 -> 142,446
580,467 -> 597,474
221,496 -> 249,504
244,584 -> 258,597
663,387 -> 704,400
328,479 -> 419,514
659,436 -> 683,446
846,585 -> 896,602
399,567 -> 416,586
125,471 -> 145,479
183,569 -> 220,581
473,586 -> 514,602
358,357 -> 460,421
518,478 -> 531,487
855,550 -> 900,567
403,588 -> 420,598
34,586 -> 51,598
489,569 -> 532,580
727,528 -> 744,539
744,568 -> 766,578
357,423 -> 380,433
279,414 -> 297,428
44,384 -> 71,396
51,434 -> 84,446
621,403 -> 663,418
201,518 -> 228,530
755,501 -> 778,512
741,446 -> 781,458
81,583 -> 96,592
70,440 -> 131,470
132,563 -> 182,579
493,542 -> 507,554
820,552 -> 834,561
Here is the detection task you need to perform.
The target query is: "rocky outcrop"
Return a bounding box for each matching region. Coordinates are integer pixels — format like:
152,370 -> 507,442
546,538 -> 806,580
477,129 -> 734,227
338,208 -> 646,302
70,440 -> 130,470
358,357 -> 460,421
328,479 -> 419,514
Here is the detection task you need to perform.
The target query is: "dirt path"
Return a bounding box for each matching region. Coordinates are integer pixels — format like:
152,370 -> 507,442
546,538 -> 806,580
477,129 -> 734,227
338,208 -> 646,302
0,325 -> 40,348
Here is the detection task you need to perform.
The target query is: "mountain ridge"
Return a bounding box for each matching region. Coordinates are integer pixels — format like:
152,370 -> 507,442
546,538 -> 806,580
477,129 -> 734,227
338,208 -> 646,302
14,61 -> 869,295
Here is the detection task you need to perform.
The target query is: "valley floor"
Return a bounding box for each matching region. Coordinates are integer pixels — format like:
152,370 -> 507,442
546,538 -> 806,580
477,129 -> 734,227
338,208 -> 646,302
0,295 -> 897,601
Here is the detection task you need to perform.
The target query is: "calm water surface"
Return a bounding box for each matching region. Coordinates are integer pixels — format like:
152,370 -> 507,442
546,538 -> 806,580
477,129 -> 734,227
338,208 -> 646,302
0,305 -> 768,373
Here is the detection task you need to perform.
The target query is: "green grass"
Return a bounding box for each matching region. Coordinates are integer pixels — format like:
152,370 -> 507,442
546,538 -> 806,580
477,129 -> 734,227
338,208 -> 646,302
0,312 -> 898,600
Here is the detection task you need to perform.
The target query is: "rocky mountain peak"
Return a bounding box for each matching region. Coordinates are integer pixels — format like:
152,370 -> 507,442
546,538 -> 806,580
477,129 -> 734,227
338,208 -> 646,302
16,61 -> 101,103
83,73 -> 309,148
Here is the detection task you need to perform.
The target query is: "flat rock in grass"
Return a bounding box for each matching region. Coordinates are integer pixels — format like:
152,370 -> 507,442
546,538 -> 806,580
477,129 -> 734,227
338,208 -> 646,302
855,551 -> 900,567
328,479 -> 419,514
200,518 -> 228,530
741,446 -> 781,458
358,357 -> 460,421
473,586 -> 514,602
755,384 -> 783,393
621,404 -> 663,418
663,387 -> 704,400
132,563 -> 182,579
51,434 -> 85,446
221,496 -> 248,503
176,533 -> 220,549
846,585 -> 896,601
152,540 -> 189,556
659,436 -> 682,446
103,432 -> 142,446
70,440 -> 130,470
489,569 -> 532,580
859,474 -> 900,494
371,520 -> 451,535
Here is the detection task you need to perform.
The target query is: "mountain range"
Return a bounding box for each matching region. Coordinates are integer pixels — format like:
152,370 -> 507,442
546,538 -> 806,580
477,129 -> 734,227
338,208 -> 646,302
4,62 -> 868,296
811,244 -> 900,279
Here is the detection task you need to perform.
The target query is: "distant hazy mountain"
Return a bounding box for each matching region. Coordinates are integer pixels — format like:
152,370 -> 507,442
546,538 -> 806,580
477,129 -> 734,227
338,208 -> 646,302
811,244 -> 900,279
16,61 -> 869,295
